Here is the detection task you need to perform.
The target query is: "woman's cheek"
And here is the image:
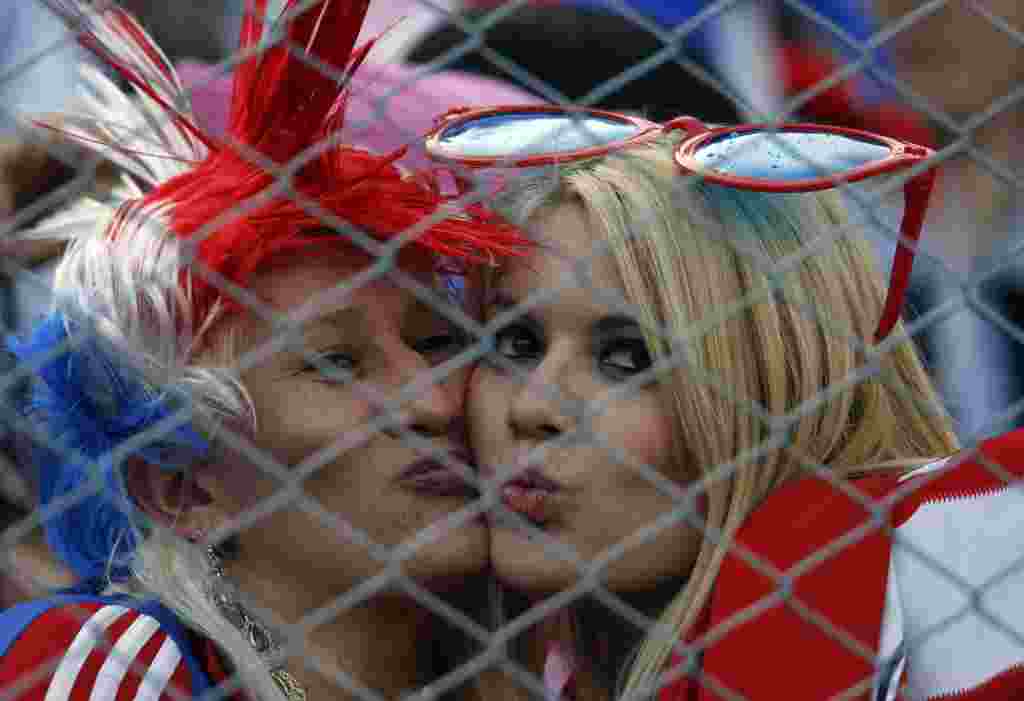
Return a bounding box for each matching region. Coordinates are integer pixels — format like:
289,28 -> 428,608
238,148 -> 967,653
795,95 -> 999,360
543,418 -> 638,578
608,397 -> 676,481
255,385 -> 372,462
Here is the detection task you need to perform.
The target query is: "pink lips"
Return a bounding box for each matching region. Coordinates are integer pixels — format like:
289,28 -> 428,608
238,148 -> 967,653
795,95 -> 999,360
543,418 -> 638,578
397,451 -> 477,497
497,468 -> 562,525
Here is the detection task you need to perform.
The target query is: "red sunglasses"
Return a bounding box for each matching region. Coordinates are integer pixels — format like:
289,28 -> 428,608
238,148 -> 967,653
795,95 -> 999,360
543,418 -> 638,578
424,105 -> 937,343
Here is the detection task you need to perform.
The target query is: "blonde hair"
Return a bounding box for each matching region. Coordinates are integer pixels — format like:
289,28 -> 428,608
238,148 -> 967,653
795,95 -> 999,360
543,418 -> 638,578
488,135 -> 958,700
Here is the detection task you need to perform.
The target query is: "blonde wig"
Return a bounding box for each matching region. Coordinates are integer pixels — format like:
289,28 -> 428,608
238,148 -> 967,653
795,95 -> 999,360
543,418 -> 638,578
488,135 -> 959,700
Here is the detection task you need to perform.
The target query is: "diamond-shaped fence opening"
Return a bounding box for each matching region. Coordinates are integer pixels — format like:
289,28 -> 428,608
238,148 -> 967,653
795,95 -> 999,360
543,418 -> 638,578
0,1 -> 1022,701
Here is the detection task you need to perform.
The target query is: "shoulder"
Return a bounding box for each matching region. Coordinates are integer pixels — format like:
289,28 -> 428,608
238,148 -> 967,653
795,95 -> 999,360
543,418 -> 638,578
0,595 -> 200,701
732,464 -> 903,566
692,465 -> 909,701
679,431 -> 1024,701
736,426 -> 1024,562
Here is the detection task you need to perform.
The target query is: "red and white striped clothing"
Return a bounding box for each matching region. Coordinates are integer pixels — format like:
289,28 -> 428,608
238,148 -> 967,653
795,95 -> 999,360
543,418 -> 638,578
660,428 -> 1024,701
0,601 -> 239,701
7,429 -> 1024,701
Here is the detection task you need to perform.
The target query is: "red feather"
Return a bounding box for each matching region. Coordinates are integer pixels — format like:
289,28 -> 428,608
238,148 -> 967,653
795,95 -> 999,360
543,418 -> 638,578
59,5 -> 217,153
56,0 -> 530,328
227,0 -> 371,162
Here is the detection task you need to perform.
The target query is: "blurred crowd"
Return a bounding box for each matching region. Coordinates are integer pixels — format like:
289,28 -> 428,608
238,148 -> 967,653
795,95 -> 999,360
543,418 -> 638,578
0,0 -> 1020,604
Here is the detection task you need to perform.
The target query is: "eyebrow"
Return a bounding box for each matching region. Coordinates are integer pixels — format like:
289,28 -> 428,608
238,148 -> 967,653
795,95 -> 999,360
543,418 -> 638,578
593,315 -> 643,336
410,297 -> 443,319
489,292 -> 642,334
488,291 -> 521,310
316,299 -> 455,336
316,307 -> 369,333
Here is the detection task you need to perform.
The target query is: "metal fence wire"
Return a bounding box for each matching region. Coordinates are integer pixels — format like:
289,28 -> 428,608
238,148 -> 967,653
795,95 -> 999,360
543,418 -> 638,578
0,0 -> 1021,700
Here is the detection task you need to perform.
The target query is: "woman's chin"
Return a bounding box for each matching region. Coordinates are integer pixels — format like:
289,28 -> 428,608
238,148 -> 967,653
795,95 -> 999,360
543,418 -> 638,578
489,527 -> 699,595
489,530 -> 580,594
401,520 -> 490,584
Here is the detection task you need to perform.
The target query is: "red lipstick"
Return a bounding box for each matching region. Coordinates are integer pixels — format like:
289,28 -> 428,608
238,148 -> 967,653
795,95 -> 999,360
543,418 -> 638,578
499,468 -> 562,525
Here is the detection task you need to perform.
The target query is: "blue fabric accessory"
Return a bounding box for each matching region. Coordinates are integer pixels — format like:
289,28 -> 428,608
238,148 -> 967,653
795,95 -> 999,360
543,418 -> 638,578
6,311 -> 209,583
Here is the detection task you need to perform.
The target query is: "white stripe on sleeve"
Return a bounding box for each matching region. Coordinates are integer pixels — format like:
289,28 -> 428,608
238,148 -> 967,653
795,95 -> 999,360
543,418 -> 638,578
44,606 -> 132,701
133,635 -> 183,701
89,615 -> 162,701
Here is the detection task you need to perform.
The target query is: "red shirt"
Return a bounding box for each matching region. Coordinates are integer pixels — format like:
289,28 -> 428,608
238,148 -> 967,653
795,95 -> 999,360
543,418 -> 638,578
660,429 -> 1024,700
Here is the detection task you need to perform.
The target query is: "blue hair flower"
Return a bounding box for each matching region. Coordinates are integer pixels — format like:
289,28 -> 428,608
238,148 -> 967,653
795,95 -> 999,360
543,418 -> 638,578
7,311 -> 209,583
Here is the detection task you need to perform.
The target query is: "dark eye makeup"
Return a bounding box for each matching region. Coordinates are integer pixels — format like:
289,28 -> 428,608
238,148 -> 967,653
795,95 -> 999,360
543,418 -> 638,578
597,337 -> 652,380
488,307 -> 653,382
493,322 -> 544,363
301,323 -> 468,383
303,349 -> 357,383
412,327 -> 470,362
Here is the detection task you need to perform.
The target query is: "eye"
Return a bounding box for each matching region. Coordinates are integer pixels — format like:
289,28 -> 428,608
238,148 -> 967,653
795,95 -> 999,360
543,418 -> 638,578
305,351 -> 356,382
413,328 -> 469,363
598,339 -> 652,380
493,323 -> 542,363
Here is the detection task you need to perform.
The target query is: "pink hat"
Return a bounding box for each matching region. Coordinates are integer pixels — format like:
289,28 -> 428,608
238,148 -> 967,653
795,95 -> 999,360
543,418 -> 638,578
176,59 -> 540,170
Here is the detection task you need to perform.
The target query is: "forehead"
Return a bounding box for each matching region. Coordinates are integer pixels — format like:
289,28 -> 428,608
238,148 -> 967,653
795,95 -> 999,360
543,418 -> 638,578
500,203 -> 624,298
245,250 -> 441,321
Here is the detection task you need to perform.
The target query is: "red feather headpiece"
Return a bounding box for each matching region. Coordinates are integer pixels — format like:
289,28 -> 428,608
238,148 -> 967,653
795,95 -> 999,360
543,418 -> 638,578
48,0 -> 527,323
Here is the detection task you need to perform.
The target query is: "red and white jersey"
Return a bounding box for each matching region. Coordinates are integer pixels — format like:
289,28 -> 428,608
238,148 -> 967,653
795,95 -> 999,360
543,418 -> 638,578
0,597 -> 238,701
876,452 -> 1024,700
660,428 -> 1024,701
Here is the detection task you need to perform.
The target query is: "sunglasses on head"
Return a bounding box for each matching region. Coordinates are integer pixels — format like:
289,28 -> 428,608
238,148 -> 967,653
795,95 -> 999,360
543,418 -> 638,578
424,105 -> 937,343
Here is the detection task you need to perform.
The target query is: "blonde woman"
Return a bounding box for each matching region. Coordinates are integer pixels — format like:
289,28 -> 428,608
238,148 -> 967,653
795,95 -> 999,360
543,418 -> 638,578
449,115 -> 1024,700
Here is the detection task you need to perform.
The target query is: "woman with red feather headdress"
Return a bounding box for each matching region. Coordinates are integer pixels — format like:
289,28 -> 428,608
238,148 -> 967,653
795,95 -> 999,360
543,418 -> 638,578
0,1 -> 525,700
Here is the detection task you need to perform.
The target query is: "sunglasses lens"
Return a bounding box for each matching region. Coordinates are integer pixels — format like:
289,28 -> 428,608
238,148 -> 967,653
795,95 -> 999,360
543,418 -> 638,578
434,111 -> 645,159
693,131 -> 891,180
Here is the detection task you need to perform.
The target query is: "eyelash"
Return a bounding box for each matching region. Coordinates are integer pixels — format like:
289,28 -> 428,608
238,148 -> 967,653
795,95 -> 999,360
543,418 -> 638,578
304,351 -> 356,383
413,330 -> 469,361
492,323 -> 543,363
490,323 -> 653,381
303,330 -> 468,381
598,339 -> 653,380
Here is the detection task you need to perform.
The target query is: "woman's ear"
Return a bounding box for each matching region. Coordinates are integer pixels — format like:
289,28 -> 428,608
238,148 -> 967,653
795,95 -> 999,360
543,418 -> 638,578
124,459 -> 229,540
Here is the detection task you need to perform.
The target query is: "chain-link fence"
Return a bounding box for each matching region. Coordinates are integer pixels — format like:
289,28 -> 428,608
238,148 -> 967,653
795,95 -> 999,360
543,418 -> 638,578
0,1 -> 1021,700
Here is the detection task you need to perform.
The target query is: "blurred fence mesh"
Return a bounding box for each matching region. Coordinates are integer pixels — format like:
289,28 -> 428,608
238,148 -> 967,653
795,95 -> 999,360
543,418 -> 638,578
0,0 -> 1021,700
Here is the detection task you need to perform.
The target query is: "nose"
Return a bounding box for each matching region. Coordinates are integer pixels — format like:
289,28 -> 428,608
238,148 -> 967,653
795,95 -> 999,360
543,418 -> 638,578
405,378 -> 462,437
508,349 -> 575,441
380,347 -> 465,439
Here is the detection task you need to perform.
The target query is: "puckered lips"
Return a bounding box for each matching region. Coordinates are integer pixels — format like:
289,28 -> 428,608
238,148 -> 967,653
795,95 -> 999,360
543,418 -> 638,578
497,467 -> 563,527
396,449 -> 478,498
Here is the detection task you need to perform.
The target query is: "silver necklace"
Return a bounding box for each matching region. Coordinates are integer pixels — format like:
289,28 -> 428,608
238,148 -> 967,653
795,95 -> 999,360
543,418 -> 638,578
206,545 -> 308,701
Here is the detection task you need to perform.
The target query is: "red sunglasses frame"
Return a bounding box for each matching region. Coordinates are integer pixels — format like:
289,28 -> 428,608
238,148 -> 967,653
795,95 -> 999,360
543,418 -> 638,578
425,105 -> 937,343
